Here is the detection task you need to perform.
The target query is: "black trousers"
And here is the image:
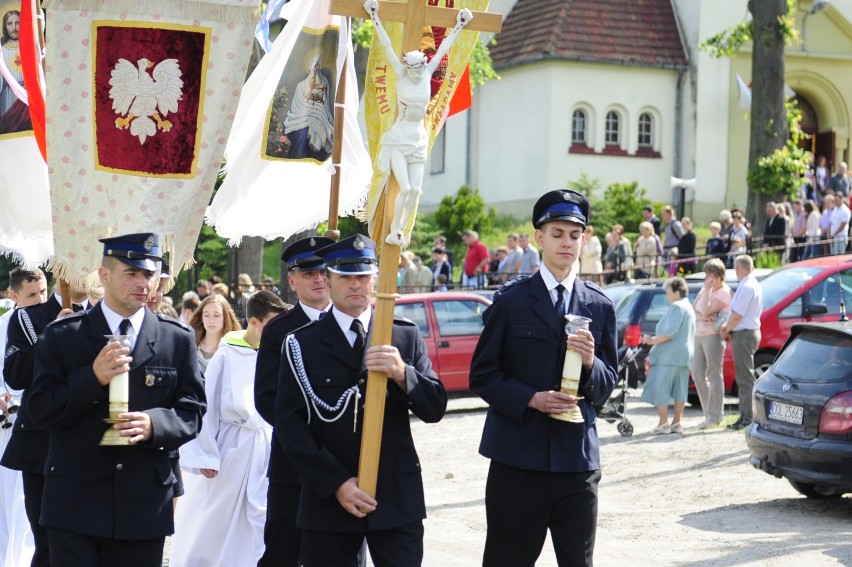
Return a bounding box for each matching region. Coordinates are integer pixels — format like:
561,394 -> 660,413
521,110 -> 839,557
257,482 -> 301,567
47,527 -> 164,567
21,471 -> 49,567
482,461 -> 601,567
300,521 -> 422,567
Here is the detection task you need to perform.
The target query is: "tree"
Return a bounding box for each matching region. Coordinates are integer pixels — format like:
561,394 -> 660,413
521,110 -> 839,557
433,185 -> 496,249
701,0 -> 806,233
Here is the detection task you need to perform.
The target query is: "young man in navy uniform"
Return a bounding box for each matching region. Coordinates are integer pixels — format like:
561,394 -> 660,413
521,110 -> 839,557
275,234 -> 447,567
3,277 -> 89,567
26,233 -> 206,567
255,235 -> 333,567
470,190 -> 618,567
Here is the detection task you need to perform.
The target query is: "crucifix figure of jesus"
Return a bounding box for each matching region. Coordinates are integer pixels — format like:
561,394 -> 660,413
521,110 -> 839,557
364,0 -> 472,247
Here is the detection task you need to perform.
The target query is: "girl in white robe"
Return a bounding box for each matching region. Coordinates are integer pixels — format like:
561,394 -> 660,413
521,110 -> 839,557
169,327 -> 272,567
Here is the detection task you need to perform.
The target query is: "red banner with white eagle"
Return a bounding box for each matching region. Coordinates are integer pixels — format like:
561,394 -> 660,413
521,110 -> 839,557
43,0 -> 260,286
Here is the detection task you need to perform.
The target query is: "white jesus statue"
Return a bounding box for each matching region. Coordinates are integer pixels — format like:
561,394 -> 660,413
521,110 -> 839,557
364,0 -> 472,247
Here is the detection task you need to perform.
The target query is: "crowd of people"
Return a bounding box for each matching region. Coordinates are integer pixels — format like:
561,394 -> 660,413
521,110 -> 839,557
394,162 -> 852,295
639,254 -> 763,435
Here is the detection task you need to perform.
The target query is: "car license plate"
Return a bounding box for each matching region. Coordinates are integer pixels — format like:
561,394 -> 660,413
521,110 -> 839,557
769,401 -> 803,425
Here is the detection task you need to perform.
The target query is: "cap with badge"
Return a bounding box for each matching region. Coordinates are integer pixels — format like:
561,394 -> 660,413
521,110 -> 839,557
316,234 -> 378,275
281,236 -> 336,271
532,189 -> 589,229
99,232 -> 162,271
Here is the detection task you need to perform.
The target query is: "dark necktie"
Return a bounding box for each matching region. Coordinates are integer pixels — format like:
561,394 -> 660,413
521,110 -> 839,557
119,318 -> 131,336
318,310 -> 328,320
351,319 -> 366,359
554,284 -> 565,318
72,303 -> 84,313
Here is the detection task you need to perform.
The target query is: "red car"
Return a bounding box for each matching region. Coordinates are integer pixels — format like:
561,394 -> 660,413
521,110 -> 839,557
741,254 -> 852,378
393,291 -> 491,391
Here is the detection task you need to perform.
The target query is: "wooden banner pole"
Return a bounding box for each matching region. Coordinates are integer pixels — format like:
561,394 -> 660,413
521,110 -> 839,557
324,50 -> 349,242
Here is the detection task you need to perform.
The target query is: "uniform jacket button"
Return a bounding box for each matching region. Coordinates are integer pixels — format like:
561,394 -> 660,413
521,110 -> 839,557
116,463 -> 123,471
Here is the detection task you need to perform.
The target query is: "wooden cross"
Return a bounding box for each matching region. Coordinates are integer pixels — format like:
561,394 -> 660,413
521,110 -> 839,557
329,0 -> 502,498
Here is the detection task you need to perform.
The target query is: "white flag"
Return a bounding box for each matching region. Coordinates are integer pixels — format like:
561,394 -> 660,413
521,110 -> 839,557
736,73 -> 751,110
736,73 -> 797,111
0,134 -> 53,266
206,0 -> 372,244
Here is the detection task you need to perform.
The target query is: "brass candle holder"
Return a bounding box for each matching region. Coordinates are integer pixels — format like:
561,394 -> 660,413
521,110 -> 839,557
550,315 -> 591,423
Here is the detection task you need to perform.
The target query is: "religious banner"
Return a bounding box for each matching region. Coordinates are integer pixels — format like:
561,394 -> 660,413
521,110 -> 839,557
43,0 -> 260,286
206,0 -> 371,244
362,0 -> 487,238
0,0 -> 53,266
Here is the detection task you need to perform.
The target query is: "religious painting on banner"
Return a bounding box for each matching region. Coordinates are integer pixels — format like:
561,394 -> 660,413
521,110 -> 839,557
0,1 -> 31,135
206,0 -> 371,245
263,25 -> 338,163
43,0 -> 260,286
362,0 -> 487,240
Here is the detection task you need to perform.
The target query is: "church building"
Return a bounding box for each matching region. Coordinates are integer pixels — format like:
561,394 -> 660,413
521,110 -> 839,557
422,0 -> 852,223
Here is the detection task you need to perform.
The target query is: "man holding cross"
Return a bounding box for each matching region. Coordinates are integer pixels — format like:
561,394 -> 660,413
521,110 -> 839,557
275,234 -> 446,567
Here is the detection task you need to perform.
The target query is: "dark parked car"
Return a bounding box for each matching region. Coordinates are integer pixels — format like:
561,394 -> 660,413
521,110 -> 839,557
746,322 -> 852,498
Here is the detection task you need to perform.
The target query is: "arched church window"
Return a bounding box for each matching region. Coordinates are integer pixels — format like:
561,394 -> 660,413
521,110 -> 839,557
638,113 -> 653,147
571,110 -> 587,144
605,111 -> 620,146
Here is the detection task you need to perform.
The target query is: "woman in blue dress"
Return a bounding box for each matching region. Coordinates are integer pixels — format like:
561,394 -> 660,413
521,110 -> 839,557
640,277 -> 696,434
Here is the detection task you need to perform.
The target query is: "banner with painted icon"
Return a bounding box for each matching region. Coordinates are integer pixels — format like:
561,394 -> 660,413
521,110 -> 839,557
206,0 -> 371,244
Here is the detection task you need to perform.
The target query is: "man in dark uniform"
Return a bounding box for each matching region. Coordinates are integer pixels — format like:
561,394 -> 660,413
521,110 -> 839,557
26,233 -> 206,567
255,235 -> 333,567
3,279 -> 90,567
470,190 -> 618,567
275,234 -> 447,567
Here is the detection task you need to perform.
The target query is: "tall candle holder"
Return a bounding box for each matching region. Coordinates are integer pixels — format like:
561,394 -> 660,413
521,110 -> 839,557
550,315 -> 591,423
100,334 -> 132,446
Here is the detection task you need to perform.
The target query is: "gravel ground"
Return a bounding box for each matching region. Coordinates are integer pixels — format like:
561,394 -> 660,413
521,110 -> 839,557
163,389 -> 852,566
414,391 -> 852,567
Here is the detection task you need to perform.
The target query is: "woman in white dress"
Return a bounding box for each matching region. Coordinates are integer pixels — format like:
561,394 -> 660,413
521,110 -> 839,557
580,225 -> 603,284
634,222 -> 660,279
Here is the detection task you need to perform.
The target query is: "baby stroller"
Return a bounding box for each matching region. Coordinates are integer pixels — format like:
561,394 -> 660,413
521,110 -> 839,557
595,345 -> 641,437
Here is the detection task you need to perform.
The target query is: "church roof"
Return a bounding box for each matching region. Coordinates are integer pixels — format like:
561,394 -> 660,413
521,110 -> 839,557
490,0 -> 688,70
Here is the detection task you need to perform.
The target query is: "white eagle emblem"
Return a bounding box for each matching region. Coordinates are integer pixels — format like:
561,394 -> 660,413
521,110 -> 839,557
108,58 -> 184,145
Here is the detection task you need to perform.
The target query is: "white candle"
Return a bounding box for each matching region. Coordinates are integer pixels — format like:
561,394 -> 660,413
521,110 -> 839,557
109,371 -> 129,404
561,349 -> 583,394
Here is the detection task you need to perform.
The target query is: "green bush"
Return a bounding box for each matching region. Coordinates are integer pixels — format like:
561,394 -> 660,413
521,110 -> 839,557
432,185 -> 496,248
